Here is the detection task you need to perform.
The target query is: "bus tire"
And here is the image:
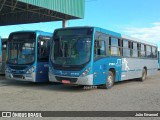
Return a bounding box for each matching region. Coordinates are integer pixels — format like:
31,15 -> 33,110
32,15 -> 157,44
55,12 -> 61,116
103,71 -> 114,89
140,68 -> 147,81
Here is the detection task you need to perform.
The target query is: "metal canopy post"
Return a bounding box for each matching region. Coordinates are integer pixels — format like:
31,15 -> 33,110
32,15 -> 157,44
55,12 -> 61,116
62,20 -> 67,28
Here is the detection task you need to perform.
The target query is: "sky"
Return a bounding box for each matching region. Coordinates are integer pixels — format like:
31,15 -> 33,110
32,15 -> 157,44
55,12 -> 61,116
0,0 -> 160,48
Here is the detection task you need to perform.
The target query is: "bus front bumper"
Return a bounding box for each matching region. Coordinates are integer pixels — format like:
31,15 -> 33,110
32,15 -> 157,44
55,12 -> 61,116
5,72 -> 36,82
49,73 -> 93,86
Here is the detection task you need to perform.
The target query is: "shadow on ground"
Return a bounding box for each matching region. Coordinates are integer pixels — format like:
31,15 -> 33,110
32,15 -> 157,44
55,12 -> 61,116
0,74 -> 147,92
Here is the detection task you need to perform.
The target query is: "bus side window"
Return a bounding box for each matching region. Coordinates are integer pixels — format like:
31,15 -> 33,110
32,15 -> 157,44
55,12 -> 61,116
146,45 -> 152,58
152,47 -> 157,58
122,40 -> 131,57
94,32 -> 107,59
132,42 -> 138,57
140,44 -> 146,58
138,43 -> 140,57
94,40 -> 105,58
109,37 -> 120,56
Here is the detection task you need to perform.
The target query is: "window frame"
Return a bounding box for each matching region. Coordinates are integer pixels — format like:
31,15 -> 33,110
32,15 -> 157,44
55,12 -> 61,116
122,39 -> 131,57
109,37 -> 121,56
131,42 -> 138,58
94,32 -> 108,60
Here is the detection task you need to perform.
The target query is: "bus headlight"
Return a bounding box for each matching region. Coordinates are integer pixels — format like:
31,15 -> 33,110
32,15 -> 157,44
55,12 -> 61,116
49,66 -> 52,72
81,68 -> 90,77
26,67 -> 35,74
5,67 -> 11,73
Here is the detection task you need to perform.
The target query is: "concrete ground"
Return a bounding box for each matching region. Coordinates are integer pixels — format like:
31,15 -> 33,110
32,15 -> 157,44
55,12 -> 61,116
0,71 -> 160,120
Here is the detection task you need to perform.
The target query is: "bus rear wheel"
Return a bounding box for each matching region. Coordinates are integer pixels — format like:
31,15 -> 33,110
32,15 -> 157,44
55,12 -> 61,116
140,68 -> 147,81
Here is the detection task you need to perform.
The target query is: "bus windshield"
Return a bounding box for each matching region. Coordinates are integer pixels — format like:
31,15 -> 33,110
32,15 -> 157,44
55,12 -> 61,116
7,33 -> 36,65
51,36 -> 92,67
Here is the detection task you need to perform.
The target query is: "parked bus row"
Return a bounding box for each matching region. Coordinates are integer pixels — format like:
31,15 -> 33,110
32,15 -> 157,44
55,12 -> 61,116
1,27 -> 159,89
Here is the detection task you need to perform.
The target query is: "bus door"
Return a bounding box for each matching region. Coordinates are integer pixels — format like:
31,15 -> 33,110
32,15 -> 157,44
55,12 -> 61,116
36,36 -> 51,82
93,33 -> 109,85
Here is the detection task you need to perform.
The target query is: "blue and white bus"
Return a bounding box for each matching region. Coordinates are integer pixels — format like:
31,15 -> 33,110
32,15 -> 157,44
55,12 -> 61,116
49,27 -> 158,88
0,37 -> 7,74
5,31 -> 52,82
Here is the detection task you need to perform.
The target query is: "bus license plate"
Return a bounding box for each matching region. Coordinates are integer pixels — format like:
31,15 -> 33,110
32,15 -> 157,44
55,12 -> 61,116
62,80 -> 70,84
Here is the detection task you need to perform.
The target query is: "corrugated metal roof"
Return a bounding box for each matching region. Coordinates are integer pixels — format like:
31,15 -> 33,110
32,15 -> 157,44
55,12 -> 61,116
0,0 -> 84,26
18,0 -> 84,18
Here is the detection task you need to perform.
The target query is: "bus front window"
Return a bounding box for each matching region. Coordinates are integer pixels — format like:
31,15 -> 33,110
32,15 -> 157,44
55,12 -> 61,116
7,32 -> 36,65
7,41 -> 35,65
51,37 -> 91,66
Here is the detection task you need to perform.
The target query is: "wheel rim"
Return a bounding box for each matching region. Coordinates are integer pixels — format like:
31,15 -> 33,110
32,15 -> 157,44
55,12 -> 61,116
108,74 -> 113,87
142,70 -> 146,80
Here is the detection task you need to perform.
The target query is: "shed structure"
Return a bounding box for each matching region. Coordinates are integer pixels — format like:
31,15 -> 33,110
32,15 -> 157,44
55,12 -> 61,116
0,0 -> 85,27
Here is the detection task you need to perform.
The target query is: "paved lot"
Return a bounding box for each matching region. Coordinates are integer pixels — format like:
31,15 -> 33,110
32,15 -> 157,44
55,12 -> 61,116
0,71 -> 160,119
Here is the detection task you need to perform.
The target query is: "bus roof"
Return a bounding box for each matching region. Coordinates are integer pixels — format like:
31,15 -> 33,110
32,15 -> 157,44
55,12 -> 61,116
9,30 -> 52,37
54,26 -> 157,47
94,27 -> 121,38
54,26 -> 121,37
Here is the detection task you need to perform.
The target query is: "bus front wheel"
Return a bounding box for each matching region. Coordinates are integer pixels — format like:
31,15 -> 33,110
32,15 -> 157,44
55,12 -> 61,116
104,71 -> 114,89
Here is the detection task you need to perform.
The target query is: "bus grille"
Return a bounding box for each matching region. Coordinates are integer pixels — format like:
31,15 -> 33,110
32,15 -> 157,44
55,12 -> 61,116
13,75 -> 23,79
9,65 -> 27,70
